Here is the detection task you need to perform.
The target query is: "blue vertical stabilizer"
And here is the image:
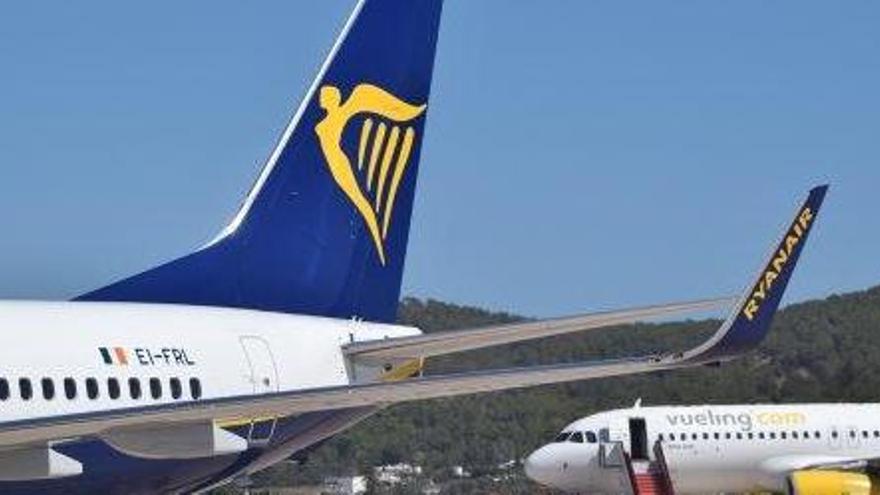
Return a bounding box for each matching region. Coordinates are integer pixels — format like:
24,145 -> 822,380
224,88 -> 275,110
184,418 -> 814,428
78,0 -> 445,323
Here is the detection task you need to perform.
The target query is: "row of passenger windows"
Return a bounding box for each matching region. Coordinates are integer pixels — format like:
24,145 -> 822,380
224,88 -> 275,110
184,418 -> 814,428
554,428 -> 880,445
661,429 -> 880,442
0,377 -> 202,402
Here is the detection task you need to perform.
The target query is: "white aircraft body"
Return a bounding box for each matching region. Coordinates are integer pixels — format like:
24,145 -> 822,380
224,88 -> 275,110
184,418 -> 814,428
526,403 -> 880,495
0,0 -> 827,493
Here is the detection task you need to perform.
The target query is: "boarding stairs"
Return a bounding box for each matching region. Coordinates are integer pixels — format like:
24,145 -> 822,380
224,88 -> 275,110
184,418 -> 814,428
629,460 -> 672,495
627,440 -> 675,495
599,439 -> 674,495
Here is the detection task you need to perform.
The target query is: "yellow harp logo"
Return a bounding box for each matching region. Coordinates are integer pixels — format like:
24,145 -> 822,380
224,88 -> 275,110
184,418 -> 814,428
315,83 -> 426,265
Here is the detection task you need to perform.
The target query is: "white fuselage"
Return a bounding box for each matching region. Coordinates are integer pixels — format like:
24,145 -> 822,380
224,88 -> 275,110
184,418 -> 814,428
525,403 -> 880,494
0,301 -> 419,446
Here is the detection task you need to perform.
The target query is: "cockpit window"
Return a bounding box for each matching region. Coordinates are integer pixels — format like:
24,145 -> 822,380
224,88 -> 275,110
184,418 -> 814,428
554,432 -> 572,443
585,431 -> 598,443
569,432 -> 584,443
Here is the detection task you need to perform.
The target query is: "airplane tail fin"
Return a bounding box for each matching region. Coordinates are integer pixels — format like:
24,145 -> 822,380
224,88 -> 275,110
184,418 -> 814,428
77,0 -> 444,323
684,185 -> 828,362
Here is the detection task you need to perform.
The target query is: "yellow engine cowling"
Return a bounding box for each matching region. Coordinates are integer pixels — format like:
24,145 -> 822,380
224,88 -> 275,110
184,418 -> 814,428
789,471 -> 880,495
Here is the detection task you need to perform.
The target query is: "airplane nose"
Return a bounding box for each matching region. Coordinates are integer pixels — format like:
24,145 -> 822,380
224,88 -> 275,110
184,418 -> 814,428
524,446 -> 558,487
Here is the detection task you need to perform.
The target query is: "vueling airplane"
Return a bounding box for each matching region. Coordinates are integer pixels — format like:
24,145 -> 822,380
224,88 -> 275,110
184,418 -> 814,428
0,0 -> 826,493
525,402 -> 880,495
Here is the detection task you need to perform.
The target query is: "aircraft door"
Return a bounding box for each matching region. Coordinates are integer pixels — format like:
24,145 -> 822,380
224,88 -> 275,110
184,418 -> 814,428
629,418 -> 649,461
240,336 -> 280,445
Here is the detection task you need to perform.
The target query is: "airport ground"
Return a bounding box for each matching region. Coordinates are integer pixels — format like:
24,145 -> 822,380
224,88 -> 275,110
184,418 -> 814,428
209,286 -> 880,494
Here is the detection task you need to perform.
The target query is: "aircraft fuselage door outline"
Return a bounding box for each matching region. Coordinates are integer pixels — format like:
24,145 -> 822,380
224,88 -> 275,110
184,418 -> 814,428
628,417 -> 649,461
239,336 -> 280,445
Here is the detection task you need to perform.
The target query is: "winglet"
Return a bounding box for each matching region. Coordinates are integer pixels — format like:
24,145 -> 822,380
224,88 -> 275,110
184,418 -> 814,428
682,185 -> 828,362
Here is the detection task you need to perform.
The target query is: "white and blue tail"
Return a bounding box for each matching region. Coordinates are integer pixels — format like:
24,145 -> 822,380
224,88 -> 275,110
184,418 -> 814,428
78,0 -> 445,323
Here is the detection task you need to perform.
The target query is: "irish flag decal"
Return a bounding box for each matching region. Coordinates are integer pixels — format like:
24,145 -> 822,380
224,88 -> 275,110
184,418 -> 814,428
99,347 -> 129,366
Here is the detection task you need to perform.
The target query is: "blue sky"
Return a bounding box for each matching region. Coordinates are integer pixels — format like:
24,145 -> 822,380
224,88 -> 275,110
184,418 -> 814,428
0,1 -> 878,317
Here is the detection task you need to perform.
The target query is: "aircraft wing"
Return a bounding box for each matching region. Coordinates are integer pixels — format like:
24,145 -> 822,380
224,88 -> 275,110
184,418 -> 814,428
0,186 -> 827,449
344,297 -> 734,364
0,357 -> 679,445
0,357 -> 697,447
348,184 -> 827,366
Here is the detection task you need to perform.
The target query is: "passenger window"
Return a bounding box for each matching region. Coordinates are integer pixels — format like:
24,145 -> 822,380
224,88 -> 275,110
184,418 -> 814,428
863,431 -> 869,439
725,432 -> 731,440
41,378 -> 55,400
747,433 -> 754,440
149,378 -> 162,400
19,378 -> 32,400
831,431 -> 839,439
64,378 -> 77,400
107,378 -> 119,400
129,378 -> 142,400
189,378 -> 202,400
599,428 -> 610,442
758,432 -> 765,440
554,432 -> 571,443
814,431 -> 821,439
874,431 -> 879,438
713,433 -> 720,440
691,433 -> 697,441
569,432 -> 584,443
792,431 -> 799,439
0,378 -> 8,400
736,432 -> 743,440
669,433 -> 676,441
702,433 -> 709,440
86,378 -> 99,399
585,431 -> 598,444
781,432 -> 787,439
850,431 -> 857,439
170,378 -> 182,400
769,432 -> 776,440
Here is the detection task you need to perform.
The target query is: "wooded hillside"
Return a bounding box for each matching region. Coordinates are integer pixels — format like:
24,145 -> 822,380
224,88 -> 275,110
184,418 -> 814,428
242,286 -> 880,493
